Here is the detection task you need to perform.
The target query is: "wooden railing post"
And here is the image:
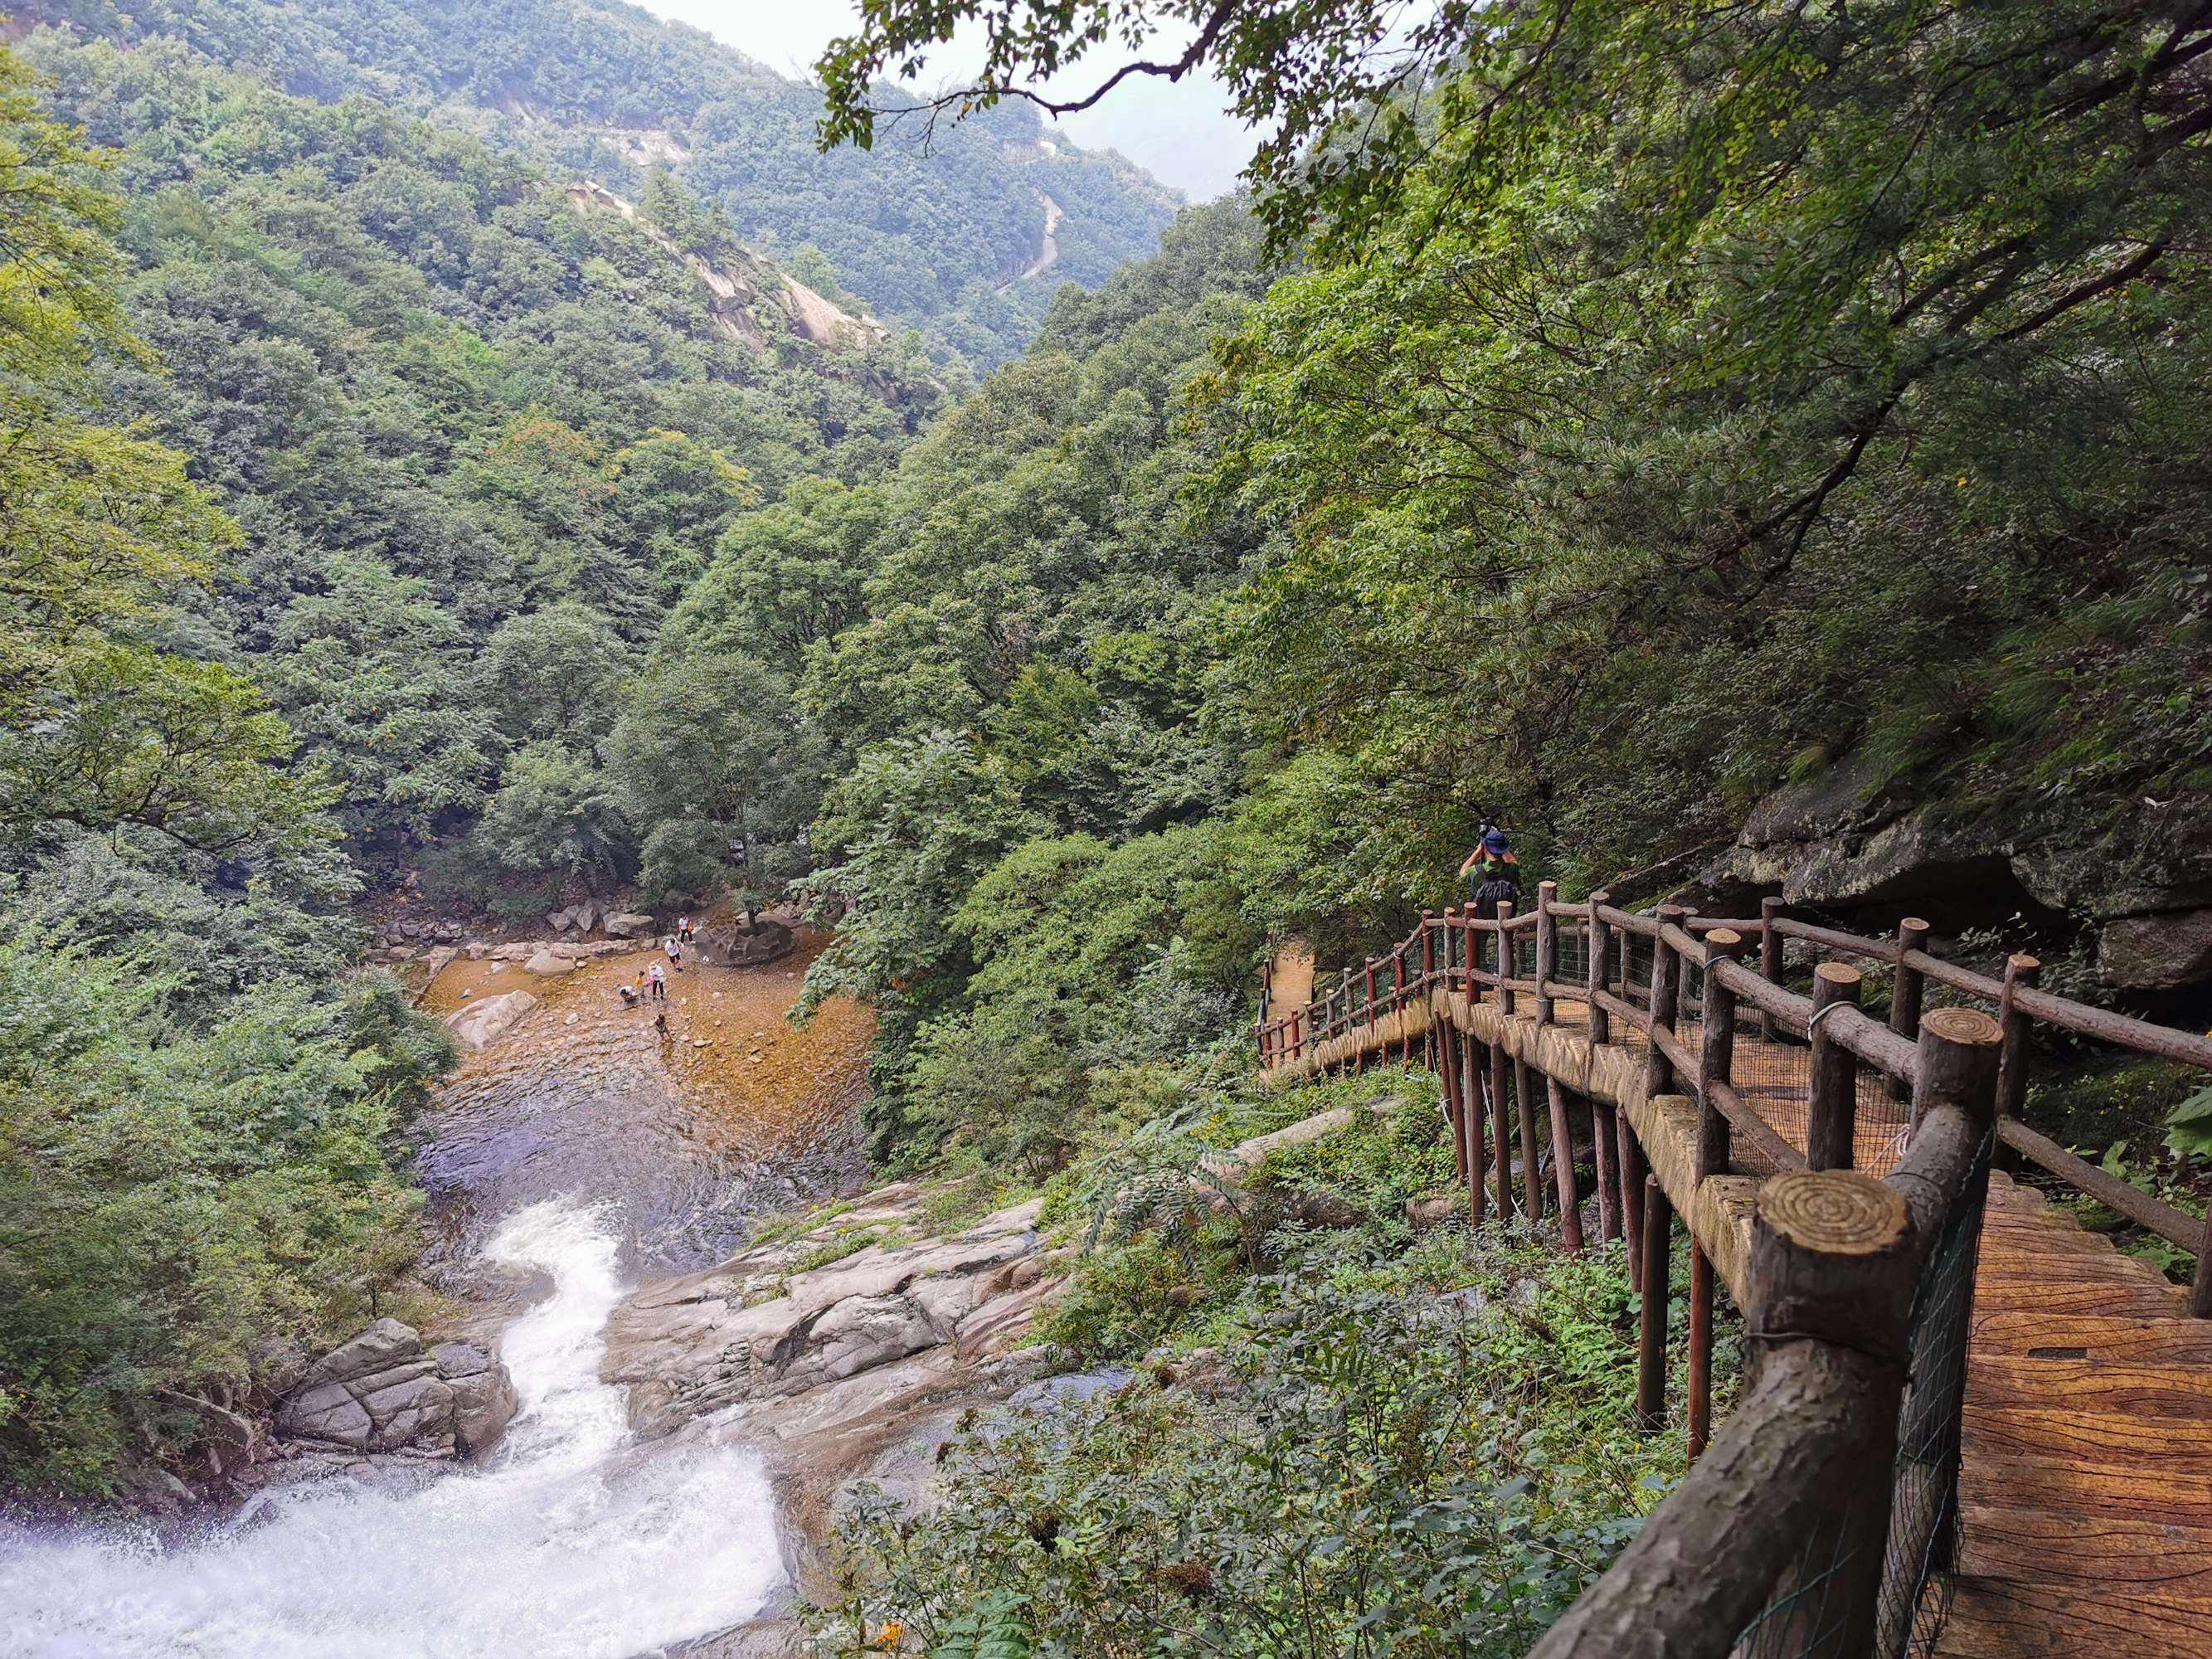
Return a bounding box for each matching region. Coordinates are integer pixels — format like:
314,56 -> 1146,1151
1548,1075 -> 1585,1253
1461,1029 -> 1487,1226
1887,917 -> 1930,1100
1515,1059 -> 1544,1221
1592,1098 -> 1621,1243
1807,961 -> 1864,1170
1743,1171 -> 1918,1659
1695,932 -> 1744,1183
1687,1243 -> 1714,1463
1884,1005 -> 2006,1644
1439,1012 -> 1466,1184
1490,1035 -> 1514,1219
1534,1170 -> 1918,1659
1758,894 -> 1785,1039
1495,900 -> 1516,1017
1643,904 -> 1687,1098
1534,879 -> 1558,1025
1621,1122 -> 1648,1291
1355,960 -> 1369,1073
1586,889 -> 1613,1045
1636,1173 -> 1672,1433
2195,1212 -> 2212,1319
1993,953 -> 2039,1123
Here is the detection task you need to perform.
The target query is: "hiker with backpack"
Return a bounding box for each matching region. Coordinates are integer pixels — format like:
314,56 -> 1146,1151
1459,820 -> 1520,919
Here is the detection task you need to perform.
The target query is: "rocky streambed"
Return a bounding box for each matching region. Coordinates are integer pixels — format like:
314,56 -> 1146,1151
0,901 -> 1369,1657
0,925 -> 877,1657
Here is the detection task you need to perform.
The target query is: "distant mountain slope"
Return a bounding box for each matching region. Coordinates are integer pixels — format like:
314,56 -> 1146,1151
18,0 -> 1182,363
10,25 -> 946,864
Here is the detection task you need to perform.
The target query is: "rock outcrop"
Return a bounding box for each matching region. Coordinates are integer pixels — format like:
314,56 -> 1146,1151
702,917 -> 795,967
432,1340 -> 523,1457
2098,906 -> 2212,991
1684,754 -> 2212,995
275,1319 -> 517,1462
602,1195 -> 1063,1442
605,911 -> 658,939
445,990 -> 540,1053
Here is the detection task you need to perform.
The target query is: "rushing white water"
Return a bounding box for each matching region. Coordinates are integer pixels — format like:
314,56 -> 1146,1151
0,1200 -> 785,1659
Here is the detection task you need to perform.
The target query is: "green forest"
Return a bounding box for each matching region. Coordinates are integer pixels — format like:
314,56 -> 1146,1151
2,0 -> 2210,1652
17,0 -> 1181,364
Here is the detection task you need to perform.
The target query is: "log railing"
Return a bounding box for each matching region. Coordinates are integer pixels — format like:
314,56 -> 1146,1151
1257,894 -> 2211,1312
1254,888 -> 2212,1657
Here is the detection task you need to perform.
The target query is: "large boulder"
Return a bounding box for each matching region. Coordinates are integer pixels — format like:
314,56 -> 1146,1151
523,948 -> 573,975
1696,761 -> 2212,980
2098,907 -> 2212,991
1787,805 -> 2015,910
276,1320 -> 518,1461
432,1340 -> 520,1456
446,990 -> 539,1053
605,912 -> 658,939
705,918 -> 795,966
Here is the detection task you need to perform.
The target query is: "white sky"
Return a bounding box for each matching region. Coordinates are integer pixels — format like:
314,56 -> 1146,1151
638,0 -> 1255,200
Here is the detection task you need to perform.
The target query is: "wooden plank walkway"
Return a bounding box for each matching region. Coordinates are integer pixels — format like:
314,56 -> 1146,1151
1273,983 -> 2212,1657
1940,1178 -> 2212,1657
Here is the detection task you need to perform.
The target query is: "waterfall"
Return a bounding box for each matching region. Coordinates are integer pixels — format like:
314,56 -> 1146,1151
0,1200 -> 784,1658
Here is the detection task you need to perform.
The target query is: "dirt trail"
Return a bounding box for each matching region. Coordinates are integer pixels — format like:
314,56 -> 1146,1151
1021,192 -> 1063,280
997,191 -> 1064,291
1267,938 -> 1315,1015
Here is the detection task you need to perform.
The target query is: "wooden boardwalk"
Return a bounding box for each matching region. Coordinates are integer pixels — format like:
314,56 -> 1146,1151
1272,980 -> 2212,1657
1942,1177 -> 2212,1657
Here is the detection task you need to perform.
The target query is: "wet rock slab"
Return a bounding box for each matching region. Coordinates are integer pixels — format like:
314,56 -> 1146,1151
601,1193 -> 1067,1441
275,1318 -> 517,1463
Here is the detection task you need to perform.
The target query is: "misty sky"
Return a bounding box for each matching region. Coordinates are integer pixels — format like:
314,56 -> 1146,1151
638,0 -> 1256,200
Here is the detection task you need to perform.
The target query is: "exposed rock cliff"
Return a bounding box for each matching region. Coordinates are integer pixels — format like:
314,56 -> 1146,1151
1683,751 -> 2212,995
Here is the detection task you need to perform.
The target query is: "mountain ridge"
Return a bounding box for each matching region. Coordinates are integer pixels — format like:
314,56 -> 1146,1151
17,0 -> 1183,363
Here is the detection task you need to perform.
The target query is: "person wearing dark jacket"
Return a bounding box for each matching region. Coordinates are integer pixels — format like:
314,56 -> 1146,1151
1459,822 -> 1520,919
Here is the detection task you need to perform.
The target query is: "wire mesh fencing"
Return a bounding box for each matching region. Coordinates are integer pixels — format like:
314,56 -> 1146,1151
1555,923 -> 1589,988
1679,954 -> 1709,1062
1730,1481 -> 1887,1659
1623,932 -> 1656,1005
1874,1130 -> 1994,1659
1728,1132 -> 1993,1659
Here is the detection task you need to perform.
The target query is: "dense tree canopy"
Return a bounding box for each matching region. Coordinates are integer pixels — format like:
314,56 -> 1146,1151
12,0 -> 2212,1519
23,0 -> 1181,364
0,46 -> 450,1496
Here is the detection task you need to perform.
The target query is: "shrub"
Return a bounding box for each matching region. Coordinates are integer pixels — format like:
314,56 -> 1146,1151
821,1261 -> 1675,1659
